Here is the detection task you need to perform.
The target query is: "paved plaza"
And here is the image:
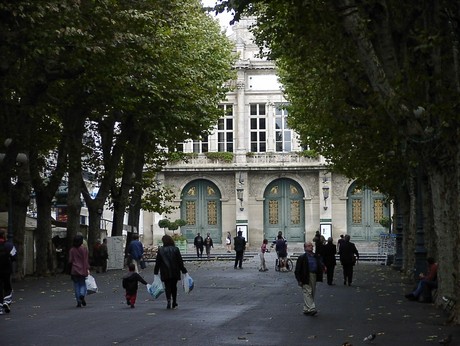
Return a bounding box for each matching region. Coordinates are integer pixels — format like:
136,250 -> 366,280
1,252 -> 459,346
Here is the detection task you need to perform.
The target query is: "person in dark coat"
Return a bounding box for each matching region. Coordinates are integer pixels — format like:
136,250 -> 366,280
275,234 -> 288,271
0,229 -> 16,314
204,233 -> 213,259
312,230 -> 325,256
322,237 -> 337,285
193,233 -> 204,258
233,231 -> 246,269
154,235 -> 187,309
339,234 -> 359,286
122,263 -> 147,308
294,241 -> 325,316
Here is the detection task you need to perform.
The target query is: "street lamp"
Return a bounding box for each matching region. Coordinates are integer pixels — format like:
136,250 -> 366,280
322,186 -> 330,210
236,186 -> 244,211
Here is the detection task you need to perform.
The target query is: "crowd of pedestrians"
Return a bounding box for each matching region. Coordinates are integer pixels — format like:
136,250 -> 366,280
6,228 -> 443,324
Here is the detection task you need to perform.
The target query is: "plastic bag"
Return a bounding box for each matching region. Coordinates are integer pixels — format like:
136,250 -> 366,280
183,273 -> 194,294
85,275 -> 98,294
147,275 -> 165,299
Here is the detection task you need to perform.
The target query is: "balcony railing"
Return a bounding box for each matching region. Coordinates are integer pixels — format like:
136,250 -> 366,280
165,152 -> 321,169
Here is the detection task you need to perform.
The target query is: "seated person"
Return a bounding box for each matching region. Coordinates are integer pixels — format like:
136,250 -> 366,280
405,257 -> 438,302
275,234 -> 288,271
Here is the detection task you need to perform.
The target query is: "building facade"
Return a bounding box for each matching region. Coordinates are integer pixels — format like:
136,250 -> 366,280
142,18 -> 389,250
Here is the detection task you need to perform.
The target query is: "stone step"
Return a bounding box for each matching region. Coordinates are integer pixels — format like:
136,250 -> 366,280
144,252 -> 258,263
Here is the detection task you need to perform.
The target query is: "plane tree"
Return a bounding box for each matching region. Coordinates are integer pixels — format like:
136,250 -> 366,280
218,0 -> 460,323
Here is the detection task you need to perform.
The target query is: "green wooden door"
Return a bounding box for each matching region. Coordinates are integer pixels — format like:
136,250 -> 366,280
181,180 -> 222,243
347,183 -> 389,241
264,179 -> 305,242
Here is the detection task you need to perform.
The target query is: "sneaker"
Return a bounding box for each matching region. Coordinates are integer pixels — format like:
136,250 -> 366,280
3,303 -> 10,313
166,301 -> 171,309
80,295 -> 86,306
303,310 -> 318,316
76,303 -> 82,308
172,302 -> 178,309
405,293 -> 416,301
0,308 -> 3,315
130,304 -> 135,308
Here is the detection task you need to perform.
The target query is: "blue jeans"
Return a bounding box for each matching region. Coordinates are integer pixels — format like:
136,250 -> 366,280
413,279 -> 437,298
71,275 -> 87,302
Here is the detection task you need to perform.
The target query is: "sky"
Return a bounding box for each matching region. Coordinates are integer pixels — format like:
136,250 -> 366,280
201,0 -> 235,35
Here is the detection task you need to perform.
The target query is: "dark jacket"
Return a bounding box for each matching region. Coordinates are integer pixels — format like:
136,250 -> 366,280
234,236 -> 246,252
294,252 -> 324,285
339,241 -> 359,265
194,235 -> 204,248
275,238 -> 287,257
322,242 -> 337,268
0,239 -> 16,274
204,236 -> 213,248
122,272 -> 147,294
154,245 -> 187,281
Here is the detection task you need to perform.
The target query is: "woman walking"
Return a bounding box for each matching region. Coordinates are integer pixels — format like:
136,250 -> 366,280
68,234 -> 90,307
154,235 -> 188,309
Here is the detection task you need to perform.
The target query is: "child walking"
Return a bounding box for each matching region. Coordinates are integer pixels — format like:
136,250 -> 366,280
122,263 -> 147,308
259,239 -> 269,272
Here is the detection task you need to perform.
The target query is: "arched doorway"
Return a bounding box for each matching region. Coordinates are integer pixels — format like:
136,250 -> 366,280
180,180 -> 222,243
264,179 -> 305,242
347,183 -> 389,241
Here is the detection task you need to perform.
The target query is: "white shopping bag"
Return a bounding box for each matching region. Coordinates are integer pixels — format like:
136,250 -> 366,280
85,275 -> 98,294
182,273 -> 194,294
147,275 -> 165,299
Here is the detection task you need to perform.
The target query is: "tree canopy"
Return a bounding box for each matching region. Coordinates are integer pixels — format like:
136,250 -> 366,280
216,0 -> 460,324
0,0 -> 235,275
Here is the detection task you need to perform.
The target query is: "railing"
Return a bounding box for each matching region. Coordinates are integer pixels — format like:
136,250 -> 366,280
166,153 -> 320,168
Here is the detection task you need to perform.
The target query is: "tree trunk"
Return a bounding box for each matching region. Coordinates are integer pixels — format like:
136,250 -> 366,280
427,164 -> 458,305
403,174 -> 416,277
111,198 -> 125,237
34,191 -> 53,276
11,163 -> 31,280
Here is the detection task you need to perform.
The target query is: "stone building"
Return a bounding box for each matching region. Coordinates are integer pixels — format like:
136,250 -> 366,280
142,18 -> 390,250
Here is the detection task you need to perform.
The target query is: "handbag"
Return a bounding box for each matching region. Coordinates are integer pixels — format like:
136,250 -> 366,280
147,275 -> 165,299
182,273 -> 194,294
140,259 -> 146,269
85,274 -> 98,294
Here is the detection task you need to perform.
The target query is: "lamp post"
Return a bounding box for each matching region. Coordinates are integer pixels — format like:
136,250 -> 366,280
322,186 -> 330,210
414,165 -> 427,278
236,186 -> 244,211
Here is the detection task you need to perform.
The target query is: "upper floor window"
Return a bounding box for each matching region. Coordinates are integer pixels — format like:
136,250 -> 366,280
275,105 -> 292,152
193,136 -> 208,153
217,104 -> 234,152
250,103 -> 266,152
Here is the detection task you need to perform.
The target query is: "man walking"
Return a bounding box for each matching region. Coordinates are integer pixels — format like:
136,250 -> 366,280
0,229 -> 17,314
127,234 -> 144,273
193,233 -> 204,258
204,233 -> 213,259
294,241 -> 324,316
233,230 -> 246,269
339,234 -> 359,286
